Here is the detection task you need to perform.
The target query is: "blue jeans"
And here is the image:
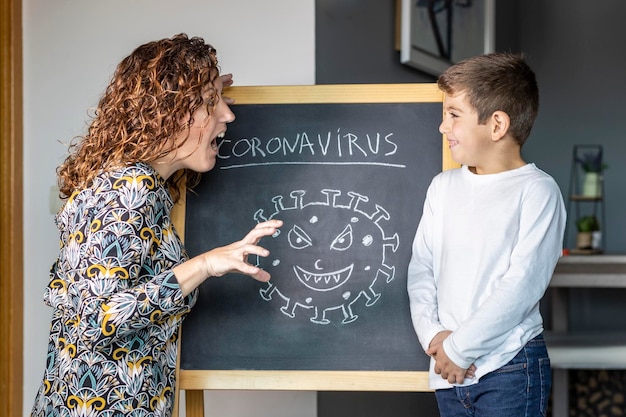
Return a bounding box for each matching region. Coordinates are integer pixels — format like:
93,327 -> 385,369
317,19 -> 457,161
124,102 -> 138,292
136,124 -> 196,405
434,334 -> 551,417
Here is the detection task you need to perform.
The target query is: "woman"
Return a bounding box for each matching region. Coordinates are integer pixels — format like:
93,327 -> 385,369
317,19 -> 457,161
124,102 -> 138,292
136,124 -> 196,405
31,33 -> 282,417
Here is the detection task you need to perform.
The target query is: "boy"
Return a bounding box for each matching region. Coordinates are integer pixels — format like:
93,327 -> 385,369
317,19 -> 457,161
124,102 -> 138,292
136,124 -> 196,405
407,52 -> 566,416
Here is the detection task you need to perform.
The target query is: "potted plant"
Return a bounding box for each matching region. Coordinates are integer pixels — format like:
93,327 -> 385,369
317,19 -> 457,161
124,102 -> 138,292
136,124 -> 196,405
576,151 -> 608,197
576,215 -> 601,249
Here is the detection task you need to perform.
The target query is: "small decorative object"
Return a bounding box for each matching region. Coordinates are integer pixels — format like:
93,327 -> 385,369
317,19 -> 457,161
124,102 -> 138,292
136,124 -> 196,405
575,215 -> 600,250
582,172 -> 601,197
591,230 -> 602,250
576,151 -> 607,198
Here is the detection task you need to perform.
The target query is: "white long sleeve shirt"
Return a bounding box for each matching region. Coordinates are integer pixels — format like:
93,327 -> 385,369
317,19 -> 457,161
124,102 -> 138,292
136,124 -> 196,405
407,163 -> 566,389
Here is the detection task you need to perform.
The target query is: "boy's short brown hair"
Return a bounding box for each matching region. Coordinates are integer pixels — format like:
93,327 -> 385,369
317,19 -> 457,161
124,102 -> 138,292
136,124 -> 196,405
437,52 -> 539,146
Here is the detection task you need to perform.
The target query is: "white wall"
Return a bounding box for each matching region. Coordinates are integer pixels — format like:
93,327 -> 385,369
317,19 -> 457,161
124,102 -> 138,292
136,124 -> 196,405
22,1 -> 316,416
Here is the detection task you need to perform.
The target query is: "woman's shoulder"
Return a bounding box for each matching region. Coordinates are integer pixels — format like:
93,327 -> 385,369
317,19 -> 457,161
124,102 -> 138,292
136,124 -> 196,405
62,164 -> 166,213
99,162 -> 164,186
85,163 -> 167,202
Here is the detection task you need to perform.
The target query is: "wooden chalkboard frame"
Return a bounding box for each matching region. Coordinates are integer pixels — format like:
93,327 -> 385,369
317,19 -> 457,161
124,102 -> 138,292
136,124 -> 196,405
171,84 -> 457,416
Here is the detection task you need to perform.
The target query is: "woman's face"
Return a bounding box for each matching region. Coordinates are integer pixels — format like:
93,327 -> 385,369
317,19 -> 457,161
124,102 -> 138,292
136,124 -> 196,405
151,76 -> 235,179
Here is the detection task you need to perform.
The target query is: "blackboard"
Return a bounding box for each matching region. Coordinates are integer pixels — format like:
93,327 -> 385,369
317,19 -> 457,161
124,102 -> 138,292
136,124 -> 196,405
174,84 -> 453,395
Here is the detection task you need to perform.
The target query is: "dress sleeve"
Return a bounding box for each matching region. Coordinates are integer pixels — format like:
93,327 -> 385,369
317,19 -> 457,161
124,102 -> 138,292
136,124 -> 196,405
61,176 -> 196,350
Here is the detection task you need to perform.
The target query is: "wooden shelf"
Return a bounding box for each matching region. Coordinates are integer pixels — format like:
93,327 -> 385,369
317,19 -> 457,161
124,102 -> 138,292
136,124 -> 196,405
568,248 -> 602,255
550,255 -> 626,288
545,332 -> 626,370
569,195 -> 602,202
565,145 -> 606,252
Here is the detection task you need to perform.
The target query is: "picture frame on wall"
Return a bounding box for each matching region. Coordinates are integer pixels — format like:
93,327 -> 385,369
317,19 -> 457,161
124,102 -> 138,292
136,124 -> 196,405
400,0 -> 495,77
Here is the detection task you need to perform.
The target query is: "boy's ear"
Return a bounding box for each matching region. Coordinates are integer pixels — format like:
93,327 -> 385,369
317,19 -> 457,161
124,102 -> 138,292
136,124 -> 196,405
490,111 -> 510,142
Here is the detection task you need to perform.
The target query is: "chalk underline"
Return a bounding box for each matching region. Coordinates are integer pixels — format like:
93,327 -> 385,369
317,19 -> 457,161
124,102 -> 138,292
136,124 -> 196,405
219,161 -> 406,170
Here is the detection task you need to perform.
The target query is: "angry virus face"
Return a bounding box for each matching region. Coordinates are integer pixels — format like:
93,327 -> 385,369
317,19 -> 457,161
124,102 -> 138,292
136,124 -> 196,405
254,189 -> 399,325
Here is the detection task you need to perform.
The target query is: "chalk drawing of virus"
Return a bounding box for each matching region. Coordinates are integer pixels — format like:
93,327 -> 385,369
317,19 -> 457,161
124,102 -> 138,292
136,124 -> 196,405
253,189 -> 399,325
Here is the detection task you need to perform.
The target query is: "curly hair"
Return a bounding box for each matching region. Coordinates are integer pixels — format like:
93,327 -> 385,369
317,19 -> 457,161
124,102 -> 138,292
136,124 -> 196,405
437,52 -> 539,147
57,33 -> 221,202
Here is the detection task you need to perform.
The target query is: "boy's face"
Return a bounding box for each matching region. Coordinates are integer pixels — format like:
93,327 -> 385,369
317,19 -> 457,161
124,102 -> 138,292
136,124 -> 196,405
439,91 -> 493,173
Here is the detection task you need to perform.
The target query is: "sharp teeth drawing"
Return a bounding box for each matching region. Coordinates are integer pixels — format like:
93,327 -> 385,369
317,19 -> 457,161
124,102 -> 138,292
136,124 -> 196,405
293,264 -> 354,291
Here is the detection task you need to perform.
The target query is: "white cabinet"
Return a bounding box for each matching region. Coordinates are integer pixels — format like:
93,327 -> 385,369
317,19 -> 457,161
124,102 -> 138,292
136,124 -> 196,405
546,255 -> 626,416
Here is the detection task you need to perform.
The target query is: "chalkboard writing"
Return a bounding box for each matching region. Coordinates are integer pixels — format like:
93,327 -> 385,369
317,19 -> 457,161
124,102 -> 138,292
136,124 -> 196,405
179,85 -> 442,375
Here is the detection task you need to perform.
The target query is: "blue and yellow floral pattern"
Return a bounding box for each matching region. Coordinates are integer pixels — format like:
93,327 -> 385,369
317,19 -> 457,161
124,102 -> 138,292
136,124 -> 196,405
31,163 -> 198,417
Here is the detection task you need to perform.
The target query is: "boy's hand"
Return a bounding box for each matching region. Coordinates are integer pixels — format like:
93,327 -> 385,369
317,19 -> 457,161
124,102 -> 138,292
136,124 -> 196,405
465,363 -> 477,379
427,331 -> 476,384
429,330 -> 451,349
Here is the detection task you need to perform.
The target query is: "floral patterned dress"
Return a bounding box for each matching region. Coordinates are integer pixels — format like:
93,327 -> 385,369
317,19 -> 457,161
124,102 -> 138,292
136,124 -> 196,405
31,163 -> 198,417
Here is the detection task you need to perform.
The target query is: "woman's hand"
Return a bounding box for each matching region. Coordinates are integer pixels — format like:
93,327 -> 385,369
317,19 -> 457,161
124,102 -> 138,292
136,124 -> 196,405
202,219 -> 282,282
173,219 -> 282,296
220,73 -> 235,105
